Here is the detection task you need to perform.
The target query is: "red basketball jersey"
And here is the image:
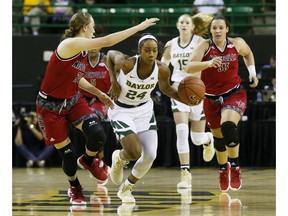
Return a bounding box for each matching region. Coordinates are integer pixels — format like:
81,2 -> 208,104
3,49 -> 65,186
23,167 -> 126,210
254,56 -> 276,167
201,39 -> 242,95
80,52 -> 111,98
40,51 -> 88,99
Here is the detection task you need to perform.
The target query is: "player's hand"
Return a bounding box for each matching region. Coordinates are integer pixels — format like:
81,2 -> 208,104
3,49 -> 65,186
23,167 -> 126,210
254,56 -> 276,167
108,82 -> 121,100
24,116 -> 33,127
14,119 -> 20,127
209,57 -> 222,68
138,18 -> 160,31
98,93 -> 114,109
249,75 -> 259,88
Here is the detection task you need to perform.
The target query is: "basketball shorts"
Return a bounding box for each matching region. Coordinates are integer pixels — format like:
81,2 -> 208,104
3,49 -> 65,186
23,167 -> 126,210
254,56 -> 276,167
36,94 -> 96,146
107,99 -> 157,141
204,88 -> 247,129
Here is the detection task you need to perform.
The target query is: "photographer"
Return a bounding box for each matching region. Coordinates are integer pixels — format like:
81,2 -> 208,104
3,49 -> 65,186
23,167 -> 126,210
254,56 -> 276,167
14,111 -> 55,167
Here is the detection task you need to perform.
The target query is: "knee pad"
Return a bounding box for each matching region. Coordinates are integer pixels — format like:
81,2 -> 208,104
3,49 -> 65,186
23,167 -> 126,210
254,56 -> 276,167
214,137 -> 226,152
221,121 -> 239,148
82,117 -> 106,152
58,143 -> 77,177
190,132 -> 208,146
176,123 -> 189,154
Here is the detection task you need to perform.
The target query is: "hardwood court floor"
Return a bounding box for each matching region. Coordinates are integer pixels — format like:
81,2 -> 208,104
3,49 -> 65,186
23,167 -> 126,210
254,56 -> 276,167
12,167 -> 275,216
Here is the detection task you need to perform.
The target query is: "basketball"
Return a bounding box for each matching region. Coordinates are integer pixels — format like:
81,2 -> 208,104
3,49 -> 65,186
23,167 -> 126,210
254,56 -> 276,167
178,76 -> 205,106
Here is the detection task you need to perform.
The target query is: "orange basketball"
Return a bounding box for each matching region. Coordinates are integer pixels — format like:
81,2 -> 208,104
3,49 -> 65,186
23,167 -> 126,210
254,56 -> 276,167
178,76 -> 206,106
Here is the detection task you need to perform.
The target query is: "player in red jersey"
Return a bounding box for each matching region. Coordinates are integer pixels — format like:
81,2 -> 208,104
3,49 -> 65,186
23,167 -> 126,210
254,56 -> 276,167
80,46 -> 111,185
185,15 -> 258,192
35,10 -> 159,205
80,48 -> 111,121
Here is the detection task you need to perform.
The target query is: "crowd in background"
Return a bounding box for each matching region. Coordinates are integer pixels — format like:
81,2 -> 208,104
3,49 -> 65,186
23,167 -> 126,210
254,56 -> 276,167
13,0 -> 276,36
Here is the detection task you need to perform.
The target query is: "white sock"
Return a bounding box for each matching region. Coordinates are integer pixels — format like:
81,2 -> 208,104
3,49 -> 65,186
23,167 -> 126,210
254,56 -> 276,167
125,178 -> 135,186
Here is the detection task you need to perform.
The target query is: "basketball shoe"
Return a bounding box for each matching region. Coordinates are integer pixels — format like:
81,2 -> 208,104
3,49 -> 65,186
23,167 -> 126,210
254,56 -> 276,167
203,132 -> 215,162
117,203 -> 136,216
219,162 -> 230,192
67,185 -> 86,205
90,165 -> 110,185
77,155 -> 108,183
117,182 -> 135,203
110,150 -> 129,185
177,169 -> 192,188
230,165 -> 242,190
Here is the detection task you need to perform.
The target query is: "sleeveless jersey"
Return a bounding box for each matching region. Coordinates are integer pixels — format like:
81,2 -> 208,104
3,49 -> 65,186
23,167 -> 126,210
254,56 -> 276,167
201,39 -> 241,95
170,35 -> 202,82
80,52 -> 111,98
40,50 -> 88,99
117,55 -> 158,106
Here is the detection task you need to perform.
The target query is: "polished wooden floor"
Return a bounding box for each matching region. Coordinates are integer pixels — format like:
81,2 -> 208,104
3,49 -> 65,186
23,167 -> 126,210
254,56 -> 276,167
12,167 -> 275,216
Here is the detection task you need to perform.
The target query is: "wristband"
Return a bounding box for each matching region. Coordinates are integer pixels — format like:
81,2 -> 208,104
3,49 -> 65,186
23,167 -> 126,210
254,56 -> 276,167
247,65 -> 256,76
29,124 -> 34,129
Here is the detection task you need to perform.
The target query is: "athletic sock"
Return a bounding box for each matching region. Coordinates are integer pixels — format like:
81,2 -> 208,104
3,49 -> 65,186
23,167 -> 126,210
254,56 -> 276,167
69,177 -> 80,187
126,178 -> 135,186
180,164 -> 190,171
219,163 -> 227,170
229,158 -> 239,167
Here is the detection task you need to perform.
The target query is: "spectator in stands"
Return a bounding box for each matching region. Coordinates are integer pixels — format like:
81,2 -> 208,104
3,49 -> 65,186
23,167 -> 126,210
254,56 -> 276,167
192,0 -> 225,15
100,0 -> 126,3
259,53 -> 276,91
80,0 -> 99,14
51,0 -> 73,25
22,0 -> 53,35
262,53 -> 276,69
260,0 -> 276,12
14,111 -> 55,167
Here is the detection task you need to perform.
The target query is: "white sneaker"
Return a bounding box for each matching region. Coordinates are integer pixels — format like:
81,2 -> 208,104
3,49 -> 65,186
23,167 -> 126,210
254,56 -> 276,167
36,160 -> 45,167
117,182 -> 136,203
177,169 -> 192,188
26,160 -> 34,168
203,132 -> 215,162
117,203 -> 135,216
110,150 -> 129,185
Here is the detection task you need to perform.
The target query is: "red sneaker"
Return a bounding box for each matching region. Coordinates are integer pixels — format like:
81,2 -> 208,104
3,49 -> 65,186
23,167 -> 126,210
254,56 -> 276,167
96,165 -> 111,185
219,162 -> 230,192
230,166 -> 242,190
67,185 -> 86,205
77,155 -> 108,182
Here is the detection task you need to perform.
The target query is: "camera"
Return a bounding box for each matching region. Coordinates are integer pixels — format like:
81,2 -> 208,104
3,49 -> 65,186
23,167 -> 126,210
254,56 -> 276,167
18,108 -> 34,128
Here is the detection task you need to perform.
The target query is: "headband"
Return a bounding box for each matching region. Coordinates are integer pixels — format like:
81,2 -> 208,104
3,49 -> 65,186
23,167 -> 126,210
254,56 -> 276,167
138,35 -> 158,46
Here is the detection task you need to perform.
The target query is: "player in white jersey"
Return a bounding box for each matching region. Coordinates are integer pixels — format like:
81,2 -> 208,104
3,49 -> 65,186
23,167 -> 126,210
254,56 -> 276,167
107,34 -> 187,203
161,13 -> 215,189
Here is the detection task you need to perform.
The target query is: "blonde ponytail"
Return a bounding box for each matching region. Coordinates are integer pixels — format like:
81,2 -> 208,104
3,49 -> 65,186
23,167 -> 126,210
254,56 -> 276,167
192,13 -> 213,36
